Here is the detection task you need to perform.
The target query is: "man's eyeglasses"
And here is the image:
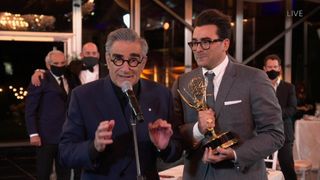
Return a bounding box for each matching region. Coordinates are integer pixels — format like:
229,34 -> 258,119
188,39 -> 223,50
110,54 -> 143,67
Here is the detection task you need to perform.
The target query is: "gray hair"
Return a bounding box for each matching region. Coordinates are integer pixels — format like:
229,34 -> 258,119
105,28 -> 148,56
45,49 -> 64,64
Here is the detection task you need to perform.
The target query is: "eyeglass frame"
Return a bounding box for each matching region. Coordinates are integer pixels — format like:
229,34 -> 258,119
187,38 -> 224,50
109,54 -> 144,67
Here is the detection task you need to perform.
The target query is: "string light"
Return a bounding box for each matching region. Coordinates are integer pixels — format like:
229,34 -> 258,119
0,12 -> 55,31
7,85 -> 28,100
0,0 -> 95,31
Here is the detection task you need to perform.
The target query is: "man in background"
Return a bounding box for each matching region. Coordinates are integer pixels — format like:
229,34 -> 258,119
263,54 -> 297,180
31,42 -> 108,86
25,50 -> 78,180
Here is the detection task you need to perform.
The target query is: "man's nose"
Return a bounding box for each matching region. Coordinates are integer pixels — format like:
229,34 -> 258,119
121,61 -> 131,71
195,43 -> 203,52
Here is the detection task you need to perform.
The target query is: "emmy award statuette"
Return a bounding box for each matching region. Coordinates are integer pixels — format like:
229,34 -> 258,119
177,76 -> 238,149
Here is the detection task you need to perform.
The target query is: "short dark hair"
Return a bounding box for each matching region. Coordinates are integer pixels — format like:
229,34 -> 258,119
194,9 -> 231,40
264,54 -> 282,66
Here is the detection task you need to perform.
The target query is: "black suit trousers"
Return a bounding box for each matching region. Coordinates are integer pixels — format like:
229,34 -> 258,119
278,142 -> 297,180
36,144 -> 71,180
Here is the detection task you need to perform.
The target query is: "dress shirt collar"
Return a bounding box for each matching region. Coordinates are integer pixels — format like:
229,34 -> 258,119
274,77 -> 281,91
201,55 -> 229,78
50,71 -> 65,82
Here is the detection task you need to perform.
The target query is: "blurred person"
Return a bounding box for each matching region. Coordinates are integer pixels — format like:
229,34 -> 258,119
263,54 -> 297,180
295,82 -> 315,119
25,50 -> 78,180
31,42 -> 108,86
59,28 -> 183,179
172,9 -> 284,180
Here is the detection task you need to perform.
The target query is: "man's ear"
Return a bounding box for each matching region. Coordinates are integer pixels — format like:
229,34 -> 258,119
223,39 -> 230,51
46,63 -> 51,70
105,54 -> 110,68
143,56 -> 148,64
80,52 -> 84,59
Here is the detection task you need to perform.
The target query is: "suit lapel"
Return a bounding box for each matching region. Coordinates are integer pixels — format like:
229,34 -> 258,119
215,60 -> 236,118
96,77 -> 131,131
47,71 -> 67,100
276,80 -> 283,98
96,77 -> 136,173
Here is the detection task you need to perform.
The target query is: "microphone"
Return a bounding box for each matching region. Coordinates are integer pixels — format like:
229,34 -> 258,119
121,81 -> 144,122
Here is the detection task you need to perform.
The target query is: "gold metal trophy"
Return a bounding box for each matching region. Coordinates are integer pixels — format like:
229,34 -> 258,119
177,77 -> 238,149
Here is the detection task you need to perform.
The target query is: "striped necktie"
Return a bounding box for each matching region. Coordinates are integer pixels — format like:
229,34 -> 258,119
205,72 -> 215,109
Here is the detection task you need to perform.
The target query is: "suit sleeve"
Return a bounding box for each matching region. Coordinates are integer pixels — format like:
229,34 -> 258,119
282,84 -> 297,119
158,89 -> 184,163
68,60 -> 83,76
235,71 -> 285,172
25,80 -> 44,135
59,90 -> 98,169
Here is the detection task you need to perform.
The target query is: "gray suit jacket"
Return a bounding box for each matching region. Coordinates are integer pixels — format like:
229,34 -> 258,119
172,59 -> 284,180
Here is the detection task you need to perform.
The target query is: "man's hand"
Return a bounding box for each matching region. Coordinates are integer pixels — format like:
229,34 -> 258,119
202,147 -> 235,164
31,70 -> 45,86
30,135 -> 41,146
198,108 -> 215,134
94,120 -> 115,152
148,119 -> 173,150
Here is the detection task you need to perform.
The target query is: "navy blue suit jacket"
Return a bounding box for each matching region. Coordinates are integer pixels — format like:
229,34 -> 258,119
59,76 -> 182,180
25,71 -> 78,144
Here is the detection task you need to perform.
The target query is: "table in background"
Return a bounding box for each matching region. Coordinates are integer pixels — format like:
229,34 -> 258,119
294,117 -> 320,180
159,165 -> 284,180
294,117 -> 320,170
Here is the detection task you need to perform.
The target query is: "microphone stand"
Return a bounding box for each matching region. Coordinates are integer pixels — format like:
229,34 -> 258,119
131,114 -> 145,180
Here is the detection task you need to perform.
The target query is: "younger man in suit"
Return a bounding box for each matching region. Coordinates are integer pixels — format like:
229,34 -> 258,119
263,54 -> 297,180
172,9 -> 284,180
59,28 -> 183,179
25,50 -> 77,180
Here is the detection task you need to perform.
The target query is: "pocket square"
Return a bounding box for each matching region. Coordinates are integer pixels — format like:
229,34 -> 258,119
224,100 -> 242,106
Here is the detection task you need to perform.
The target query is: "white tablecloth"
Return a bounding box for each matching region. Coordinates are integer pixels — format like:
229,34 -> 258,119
294,117 -> 320,170
159,165 -> 284,180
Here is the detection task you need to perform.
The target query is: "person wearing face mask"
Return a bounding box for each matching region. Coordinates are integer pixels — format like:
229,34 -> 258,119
31,42 -> 108,86
58,28 -> 183,180
25,50 -> 78,180
263,54 -> 297,180
69,42 -> 108,84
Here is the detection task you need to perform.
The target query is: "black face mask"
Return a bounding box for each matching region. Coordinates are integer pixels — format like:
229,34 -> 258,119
50,65 -> 66,77
82,57 -> 98,68
266,70 -> 280,80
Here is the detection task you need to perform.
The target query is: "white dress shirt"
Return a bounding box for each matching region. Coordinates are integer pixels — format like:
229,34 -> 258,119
79,64 -> 99,84
193,55 -> 229,141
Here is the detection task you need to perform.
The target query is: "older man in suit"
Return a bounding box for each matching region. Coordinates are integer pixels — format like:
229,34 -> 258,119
31,42 -> 108,86
59,28 -> 183,180
172,9 -> 284,180
25,50 -> 78,180
263,54 -> 297,180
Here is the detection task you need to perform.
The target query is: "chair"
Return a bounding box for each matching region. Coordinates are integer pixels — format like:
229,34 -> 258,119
294,160 -> 312,180
293,140 -> 313,180
265,150 -> 279,171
